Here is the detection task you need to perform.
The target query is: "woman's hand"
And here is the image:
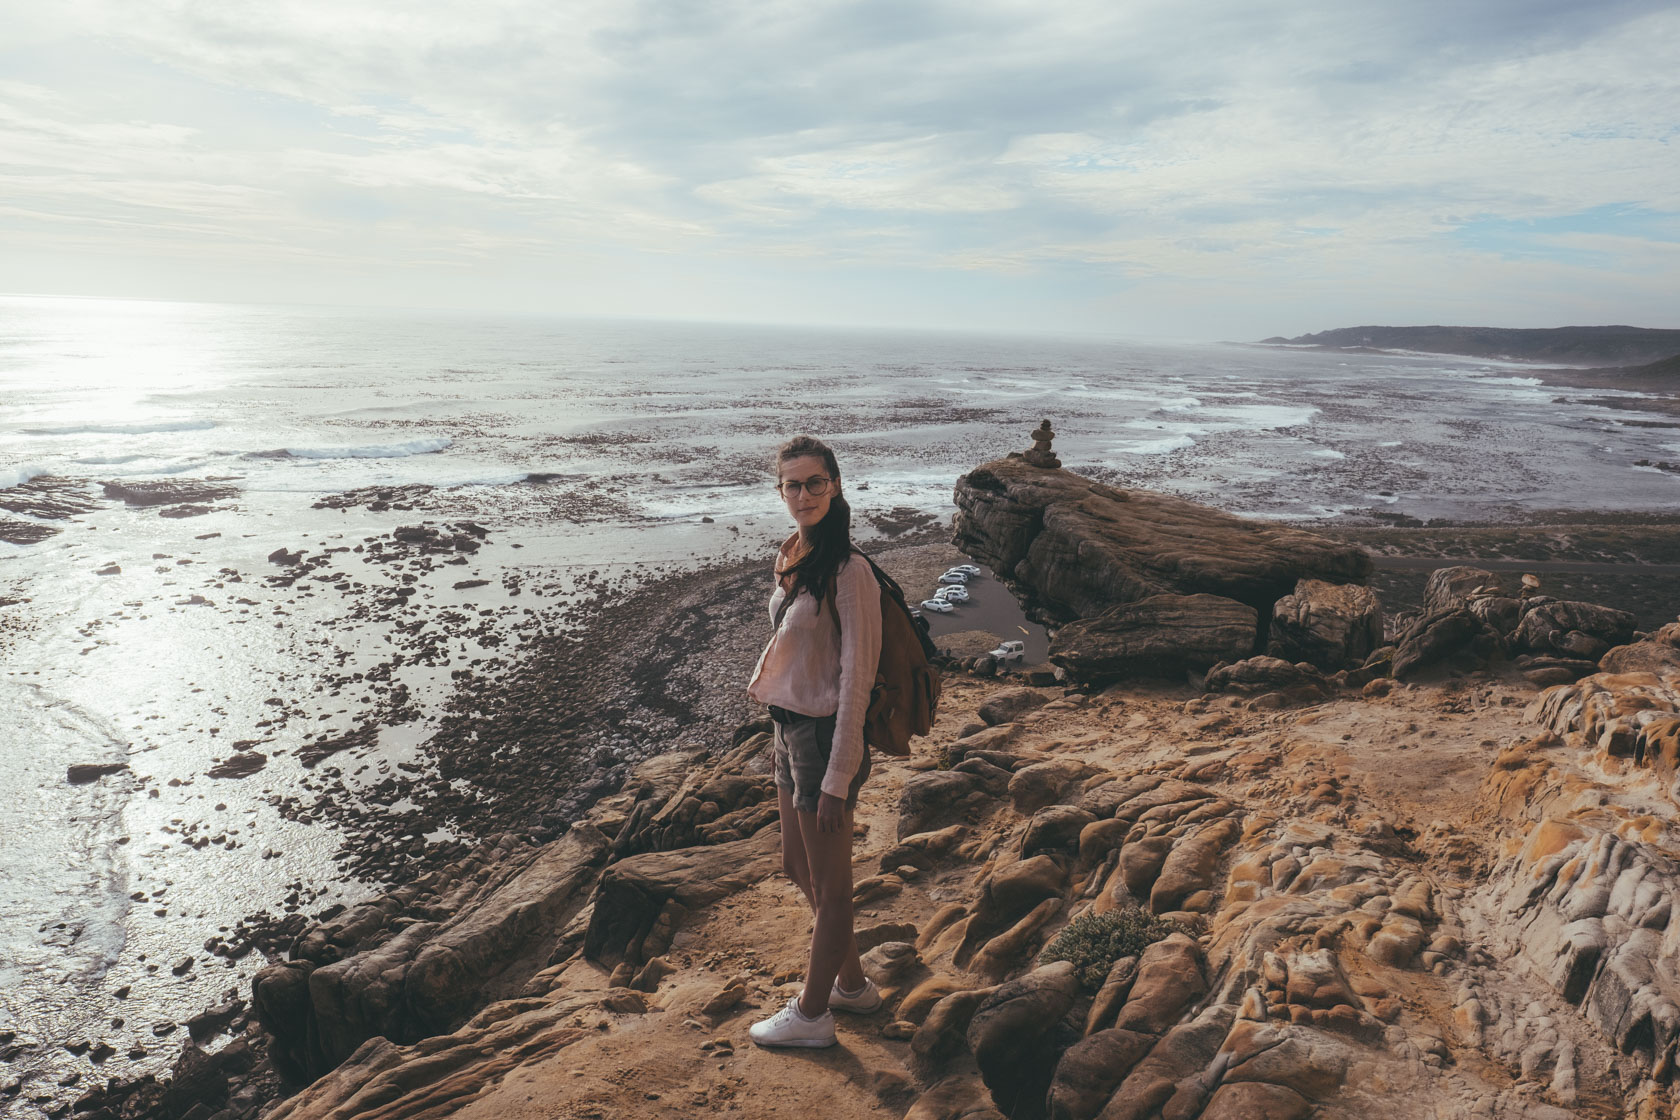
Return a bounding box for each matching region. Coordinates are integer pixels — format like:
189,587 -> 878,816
816,792 -> 847,833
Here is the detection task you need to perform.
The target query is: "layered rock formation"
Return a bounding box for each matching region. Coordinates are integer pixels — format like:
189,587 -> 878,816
952,457 -> 1372,625
187,650 -> 1680,1120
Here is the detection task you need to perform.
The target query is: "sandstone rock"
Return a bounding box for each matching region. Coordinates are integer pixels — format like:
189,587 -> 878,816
1198,1081 -> 1310,1120
1267,579 -> 1383,669
1077,775 -> 1165,818
857,920 -> 920,953
903,1075 -> 1009,1120
1096,1009 -> 1230,1120
1078,818 -> 1132,866
1023,806 -> 1099,858
1010,760 -> 1105,814
1392,608 -> 1496,679
250,960 -> 319,1083
1600,620 -> 1680,675
1281,949 -> 1357,1009
900,770 -> 1005,840
958,855 -> 1069,966
901,976 -> 968,1025
1219,1019 -> 1347,1099
585,828 -> 777,967
1119,835 -> 1175,899
979,687 -> 1052,725
1516,601 -> 1637,658
1149,818 -> 1240,914
1048,594 -> 1258,684
912,986 -> 999,1073
862,941 -> 926,989
1047,1027 -> 1154,1120
951,458 -> 1371,623
265,993 -> 598,1120
967,962 -> 1081,1120
1203,657 -> 1326,697
1084,956 -> 1140,1035
1114,934 -> 1206,1035
300,825 -> 609,1073
1424,566 -> 1504,614
971,897 -> 1062,981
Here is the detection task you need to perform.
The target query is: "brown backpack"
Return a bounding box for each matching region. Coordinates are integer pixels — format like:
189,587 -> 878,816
772,543 -> 942,756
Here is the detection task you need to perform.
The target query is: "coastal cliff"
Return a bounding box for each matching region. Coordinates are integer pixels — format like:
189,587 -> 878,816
68,469 -> 1680,1120
1257,325 -> 1680,367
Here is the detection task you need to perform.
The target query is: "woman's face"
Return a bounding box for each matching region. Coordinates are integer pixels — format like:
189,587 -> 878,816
778,453 -> 836,531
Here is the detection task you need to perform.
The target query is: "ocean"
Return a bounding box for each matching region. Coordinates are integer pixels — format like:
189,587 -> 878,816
1,294 -> 1676,1105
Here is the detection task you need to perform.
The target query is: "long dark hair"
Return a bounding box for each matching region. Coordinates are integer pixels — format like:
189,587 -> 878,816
776,434 -> 853,607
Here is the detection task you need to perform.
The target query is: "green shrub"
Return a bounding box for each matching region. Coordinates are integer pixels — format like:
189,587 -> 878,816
1039,906 -> 1181,990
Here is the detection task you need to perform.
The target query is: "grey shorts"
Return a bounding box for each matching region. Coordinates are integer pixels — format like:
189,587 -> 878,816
771,711 -> 871,814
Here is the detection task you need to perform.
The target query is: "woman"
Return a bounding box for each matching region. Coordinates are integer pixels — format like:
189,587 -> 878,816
746,435 -> 883,1049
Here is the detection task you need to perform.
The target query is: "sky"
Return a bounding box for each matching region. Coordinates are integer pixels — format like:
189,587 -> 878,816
1,0 -> 1678,339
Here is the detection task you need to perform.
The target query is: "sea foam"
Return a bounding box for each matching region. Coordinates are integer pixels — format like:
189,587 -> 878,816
0,464 -> 51,489
258,438 -> 452,460
20,420 -> 216,435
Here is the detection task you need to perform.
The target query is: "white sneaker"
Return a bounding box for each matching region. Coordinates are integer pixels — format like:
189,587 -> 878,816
828,977 -> 883,1013
749,997 -> 837,1048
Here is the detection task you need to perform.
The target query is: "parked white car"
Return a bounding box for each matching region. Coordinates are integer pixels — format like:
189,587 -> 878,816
949,564 -> 982,575
989,640 -> 1025,663
919,598 -> 955,613
938,570 -> 969,584
934,585 -> 969,602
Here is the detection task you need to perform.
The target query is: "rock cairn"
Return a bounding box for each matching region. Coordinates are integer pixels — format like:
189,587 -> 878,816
1023,419 -> 1062,469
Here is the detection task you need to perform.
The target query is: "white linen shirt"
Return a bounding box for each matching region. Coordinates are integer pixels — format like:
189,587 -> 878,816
747,551 -> 882,800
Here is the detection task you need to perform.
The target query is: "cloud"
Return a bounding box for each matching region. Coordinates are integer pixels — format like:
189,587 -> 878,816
1,0 -> 1676,332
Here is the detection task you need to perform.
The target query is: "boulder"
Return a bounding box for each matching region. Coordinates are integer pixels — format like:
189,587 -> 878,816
958,855 -> 1069,964
1084,955 -> 1140,1034
1010,759 -> 1105,814
1202,657 -> 1326,697
1048,594 -> 1258,684
1266,579 -> 1383,669
297,826 -> 608,1074
952,458 -> 1372,622
1047,1028 -> 1154,1120
1423,566 -> 1504,614
585,828 -> 777,966
904,1075 -> 1008,1120
1516,601 -> 1637,658
912,986 -> 999,1073
979,687 -> 1052,725
1469,595 -> 1524,638
67,762 -> 129,784
1022,806 -> 1099,858
899,769 -> 1005,840
1601,622 -> 1680,675
967,962 -> 1081,1120
1391,609 -> 1496,680
1096,1009 -> 1230,1120
1114,933 -> 1206,1034
263,992 -> 599,1120
1149,818 -> 1241,914
1198,1082 -> 1311,1120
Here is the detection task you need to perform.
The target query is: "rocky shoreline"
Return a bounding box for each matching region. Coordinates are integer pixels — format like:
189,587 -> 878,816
31,457 -> 1680,1120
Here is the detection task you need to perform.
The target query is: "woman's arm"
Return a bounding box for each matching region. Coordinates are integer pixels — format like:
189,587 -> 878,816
822,555 -> 883,802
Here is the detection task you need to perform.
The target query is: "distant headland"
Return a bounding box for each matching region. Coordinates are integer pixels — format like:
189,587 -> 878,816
1257,324 -> 1680,367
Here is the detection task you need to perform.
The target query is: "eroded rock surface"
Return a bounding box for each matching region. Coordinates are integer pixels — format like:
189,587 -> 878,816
1048,593 -> 1259,683
951,457 -> 1372,623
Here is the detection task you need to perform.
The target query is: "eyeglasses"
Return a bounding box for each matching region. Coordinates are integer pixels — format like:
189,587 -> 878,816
777,475 -> 833,497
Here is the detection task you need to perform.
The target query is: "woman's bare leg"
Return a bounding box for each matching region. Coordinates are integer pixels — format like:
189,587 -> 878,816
794,803 -> 865,1017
